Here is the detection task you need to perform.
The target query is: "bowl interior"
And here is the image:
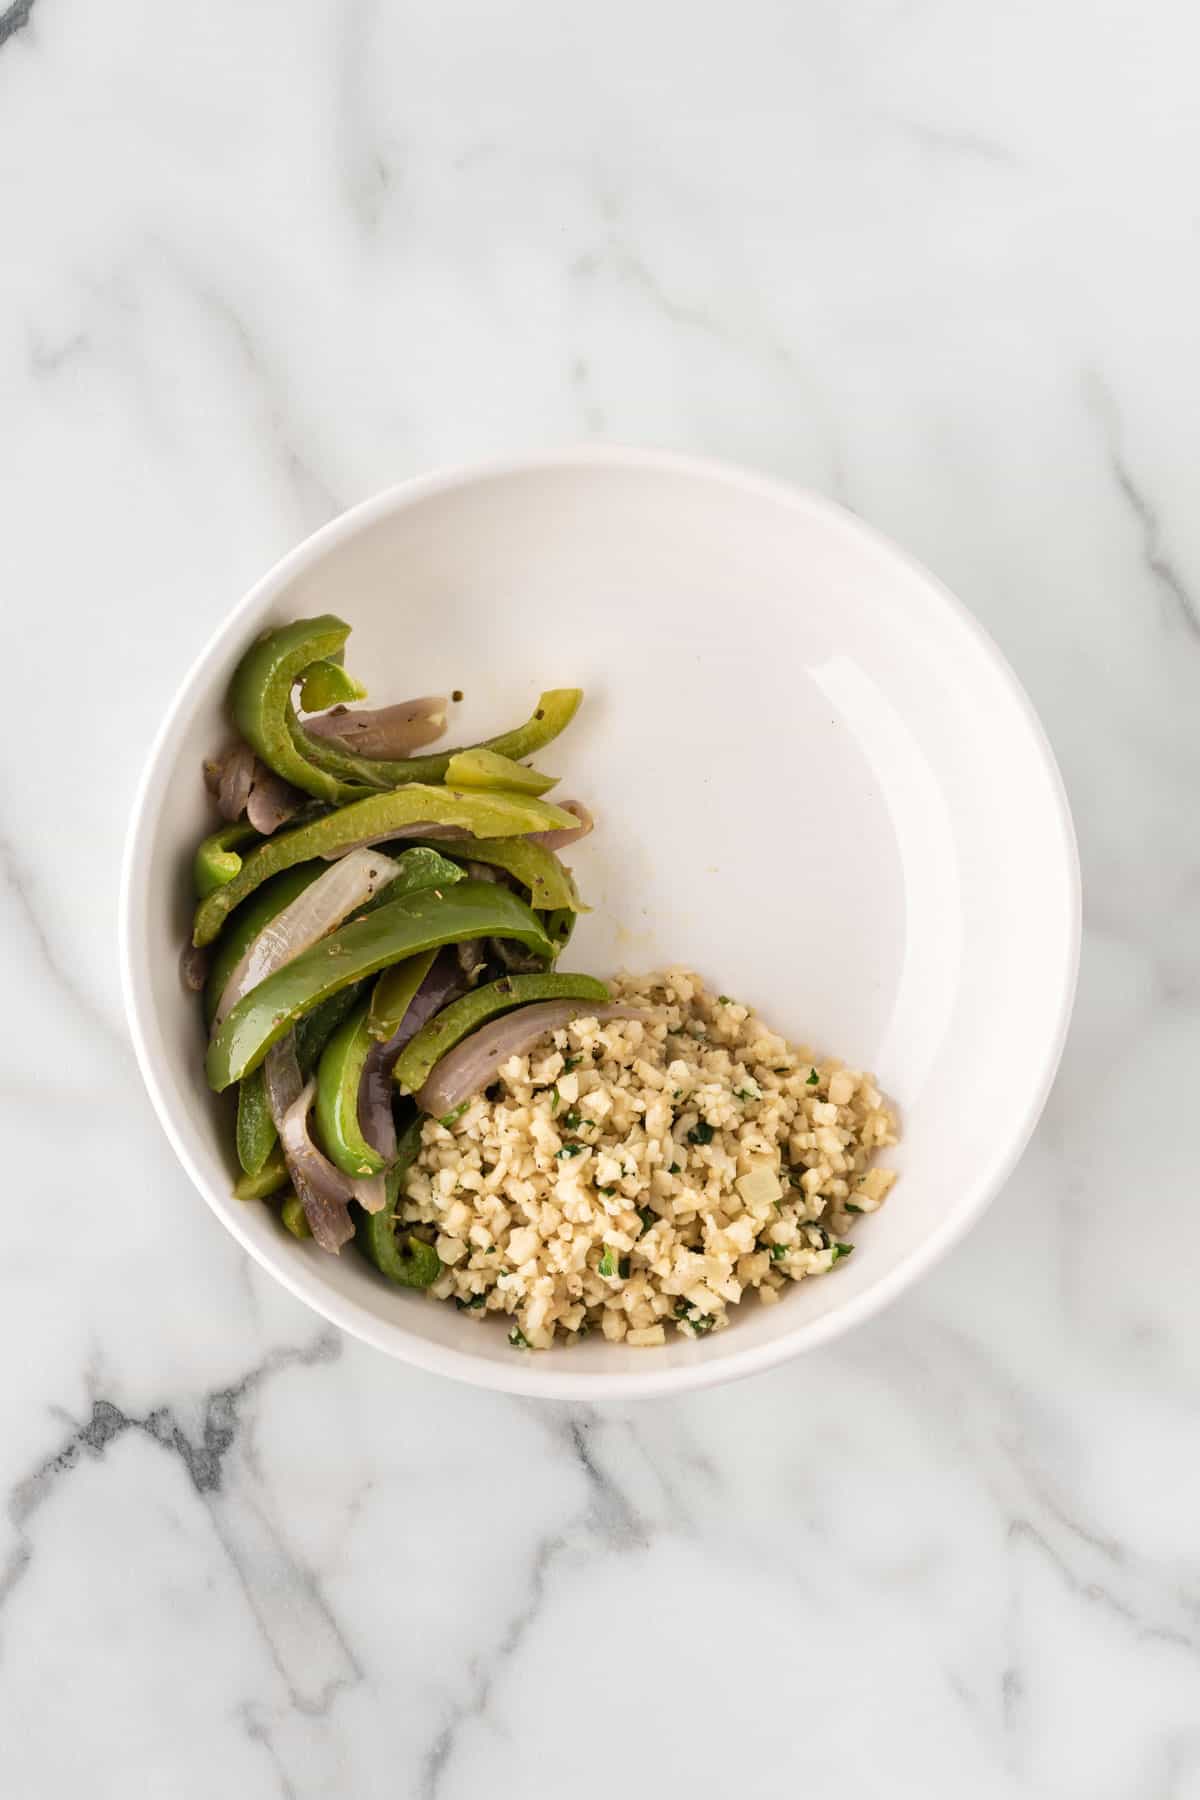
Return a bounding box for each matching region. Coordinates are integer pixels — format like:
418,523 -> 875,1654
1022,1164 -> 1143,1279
122,454 -> 1078,1396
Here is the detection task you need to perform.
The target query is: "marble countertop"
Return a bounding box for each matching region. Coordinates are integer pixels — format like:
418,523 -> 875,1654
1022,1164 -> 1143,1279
3,2 -> 1198,1794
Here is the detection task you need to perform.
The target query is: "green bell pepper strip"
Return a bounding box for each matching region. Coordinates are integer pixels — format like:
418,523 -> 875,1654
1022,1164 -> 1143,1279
392,971 -> 610,1097
280,1194 -> 312,1238
298,659 -> 365,711
229,613 -> 583,802
314,999 -> 391,1177
194,822 -> 260,899
444,747 -> 557,796
421,835 -> 586,913
207,883 -> 554,1091
368,947 -> 438,1042
235,984 -> 365,1175
230,616 -> 356,802
356,1114 -> 441,1288
203,864 -> 323,1025
236,1069 -> 276,1175
192,783 -> 577,947
234,1143 -> 288,1200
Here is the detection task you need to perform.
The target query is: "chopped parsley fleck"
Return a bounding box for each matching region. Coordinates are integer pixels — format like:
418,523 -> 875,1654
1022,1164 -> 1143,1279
686,1313 -> 715,1336
806,1068 -> 820,1087
673,1088 -> 684,1100
844,1201 -> 865,1214
717,995 -> 731,1005
734,1086 -> 758,1102
508,1325 -> 531,1348
788,1171 -> 806,1188
439,1102 -> 469,1127
770,1244 -> 788,1262
563,1055 -> 581,1072
550,1085 -> 560,1113
557,1142 -> 586,1159
831,1241 -> 853,1262
486,1245 -> 497,1253
673,1299 -> 691,1318
455,1293 -> 486,1311
560,1107 -> 582,1131
669,1162 -> 681,1175
687,1120 -> 714,1146
598,1247 -> 618,1278
598,1184 -> 616,1196
618,1256 -> 631,1279
637,1207 -> 656,1236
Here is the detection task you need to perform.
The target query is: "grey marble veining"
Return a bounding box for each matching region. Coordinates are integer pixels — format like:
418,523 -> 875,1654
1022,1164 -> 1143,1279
2,1 -> 1199,1795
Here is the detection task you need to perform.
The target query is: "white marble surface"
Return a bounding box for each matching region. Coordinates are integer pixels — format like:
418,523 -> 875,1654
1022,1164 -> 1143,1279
2,1 -> 1198,1793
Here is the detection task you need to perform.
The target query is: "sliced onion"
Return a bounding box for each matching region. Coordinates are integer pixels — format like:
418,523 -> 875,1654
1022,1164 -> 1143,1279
527,800 -> 593,852
357,952 -> 464,1158
304,697 -> 448,757
246,764 -> 303,835
274,1073 -> 355,1253
418,1002 -> 651,1120
180,941 -> 209,991
318,822 -> 467,860
217,743 -> 256,821
351,1173 -> 388,1214
213,848 -> 402,1027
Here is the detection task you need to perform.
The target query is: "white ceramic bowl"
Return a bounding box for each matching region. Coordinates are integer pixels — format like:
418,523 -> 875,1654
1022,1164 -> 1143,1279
120,449 -> 1079,1398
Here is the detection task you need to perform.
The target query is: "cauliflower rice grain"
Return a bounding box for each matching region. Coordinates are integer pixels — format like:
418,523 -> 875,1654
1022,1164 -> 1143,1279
401,970 -> 899,1349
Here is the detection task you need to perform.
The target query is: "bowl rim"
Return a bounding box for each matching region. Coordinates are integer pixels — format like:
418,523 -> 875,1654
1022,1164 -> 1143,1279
119,445 -> 1081,1399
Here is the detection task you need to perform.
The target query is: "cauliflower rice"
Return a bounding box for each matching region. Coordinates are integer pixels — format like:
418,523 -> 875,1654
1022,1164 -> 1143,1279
401,969 -> 899,1349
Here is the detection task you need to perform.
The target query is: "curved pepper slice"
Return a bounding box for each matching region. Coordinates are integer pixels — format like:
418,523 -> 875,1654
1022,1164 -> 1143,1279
392,971 -> 610,1097
234,984 -> 365,1175
444,747 -> 557,796
233,1143 -> 288,1200
231,616 -> 356,802
420,834 -> 586,913
207,882 -> 554,1090
192,783 -> 578,947
314,999 -> 390,1178
298,659 -> 365,712
356,1114 -> 441,1288
368,947 -> 438,1042
280,1194 -> 312,1238
194,822 -> 260,899
230,613 -> 583,802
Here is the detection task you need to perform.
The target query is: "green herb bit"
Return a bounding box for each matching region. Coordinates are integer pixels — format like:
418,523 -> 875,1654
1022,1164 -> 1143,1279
508,1325 -> 531,1348
637,1207 -> 657,1236
598,1247 -> 617,1278
618,1256 -> 631,1280
455,1293 -> 486,1311
669,1162 -> 681,1175
560,1107 -> 582,1131
734,1087 -> 758,1102
770,1244 -> 788,1262
831,1241 -> 853,1262
673,1300 -> 691,1318
717,995 -> 731,1005
563,1055 -> 581,1072
687,1120 -> 715,1146
597,1184 -> 616,1196
806,1068 -> 820,1087
550,1085 -> 561,1113
440,1101 -> 469,1128
845,1201 -> 865,1214
557,1142 -> 586,1159
687,1314 -> 715,1336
